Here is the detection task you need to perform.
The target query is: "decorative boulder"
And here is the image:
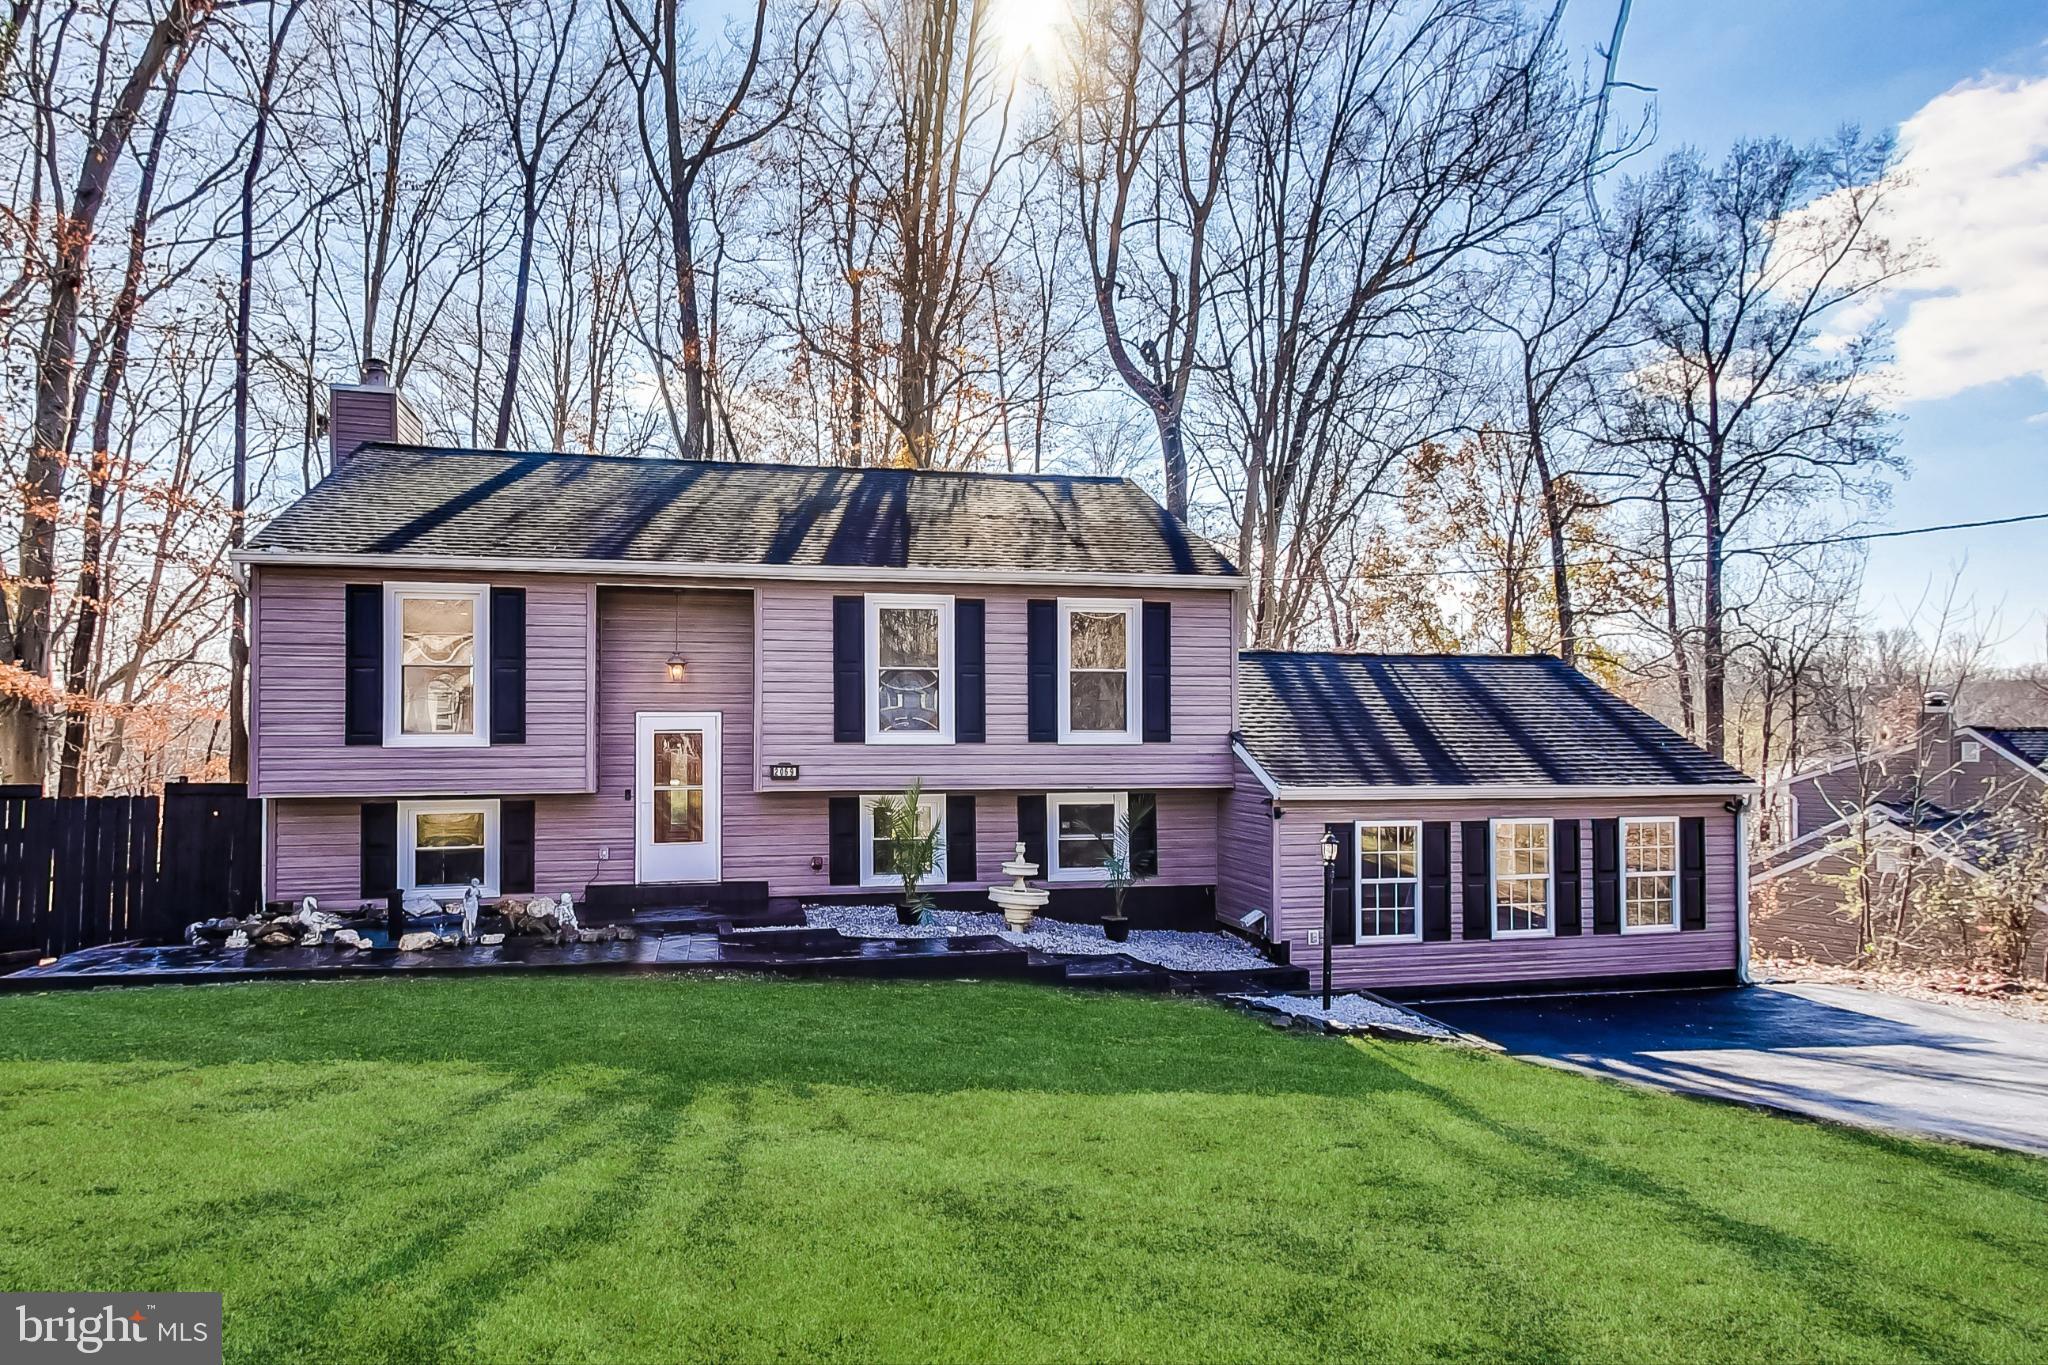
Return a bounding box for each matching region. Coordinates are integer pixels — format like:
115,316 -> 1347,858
298,928 -> 324,947
331,930 -> 368,951
396,931 -> 442,952
402,890 -> 443,917
479,933 -> 505,946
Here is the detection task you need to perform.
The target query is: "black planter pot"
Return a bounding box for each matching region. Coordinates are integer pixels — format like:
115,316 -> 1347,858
1102,916 -> 1131,943
896,903 -> 921,927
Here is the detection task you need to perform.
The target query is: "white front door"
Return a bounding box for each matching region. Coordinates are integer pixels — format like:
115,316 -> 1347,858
635,712 -> 722,882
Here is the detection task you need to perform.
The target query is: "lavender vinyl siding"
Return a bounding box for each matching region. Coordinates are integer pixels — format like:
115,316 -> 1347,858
1216,755 -> 1277,924
1275,795 -> 1740,992
754,582 -> 1236,790
265,581 -> 1222,904
250,566 -> 596,797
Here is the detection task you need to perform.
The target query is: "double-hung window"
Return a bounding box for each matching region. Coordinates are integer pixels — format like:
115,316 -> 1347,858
1058,599 -> 1140,743
857,791 -> 949,888
867,594 -> 953,742
1492,818 -> 1553,937
385,584 -> 488,745
1355,821 -> 1422,940
1621,817 -> 1680,933
398,799 -> 500,896
1048,791 -> 1128,880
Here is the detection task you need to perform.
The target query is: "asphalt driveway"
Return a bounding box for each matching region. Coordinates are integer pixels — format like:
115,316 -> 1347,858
1426,984 -> 2048,1154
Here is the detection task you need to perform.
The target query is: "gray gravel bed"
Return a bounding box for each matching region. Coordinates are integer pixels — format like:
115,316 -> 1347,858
1236,992 -> 1459,1038
799,904 -> 1273,974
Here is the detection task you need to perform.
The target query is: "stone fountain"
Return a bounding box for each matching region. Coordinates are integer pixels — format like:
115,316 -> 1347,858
988,842 -> 1049,932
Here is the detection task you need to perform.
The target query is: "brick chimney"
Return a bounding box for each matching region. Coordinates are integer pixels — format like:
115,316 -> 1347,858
1919,689 -> 1956,803
328,358 -> 424,468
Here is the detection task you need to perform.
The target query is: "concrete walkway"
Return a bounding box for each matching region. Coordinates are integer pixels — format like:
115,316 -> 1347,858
1427,984 -> 2048,1155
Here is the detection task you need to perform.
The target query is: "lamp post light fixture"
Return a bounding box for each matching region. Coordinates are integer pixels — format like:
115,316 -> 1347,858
1319,829 -> 1339,1010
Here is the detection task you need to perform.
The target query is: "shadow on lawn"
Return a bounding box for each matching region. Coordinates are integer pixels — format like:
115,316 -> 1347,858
3,975 -> 2045,1359
1372,1051 -> 2047,1353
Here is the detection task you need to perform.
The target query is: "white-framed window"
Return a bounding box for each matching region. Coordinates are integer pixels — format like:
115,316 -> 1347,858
1355,820 -> 1422,941
398,798 -> 500,897
385,583 -> 489,746
866,594 -> 953,743
1620,816 -> 1680,934
1048,791 -> 1128,881
1491,818 -> 1553,938
1057,598 -> 1141,744
858,791 -> 948,888
1961,740 -> 1982,764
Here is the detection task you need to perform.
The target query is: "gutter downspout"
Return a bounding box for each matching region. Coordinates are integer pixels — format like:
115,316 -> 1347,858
1734,797 -> 1753,985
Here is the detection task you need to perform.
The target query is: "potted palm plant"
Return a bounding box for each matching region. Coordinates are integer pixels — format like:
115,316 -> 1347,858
1100,812 -> 1145,943
874,783 -> 942,927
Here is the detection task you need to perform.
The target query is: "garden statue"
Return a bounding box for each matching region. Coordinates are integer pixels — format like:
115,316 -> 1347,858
557,892 -> 579,934
989,842 -> 1049,933
461,881 -> 481,944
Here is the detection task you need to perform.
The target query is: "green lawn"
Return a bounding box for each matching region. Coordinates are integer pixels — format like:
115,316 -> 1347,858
0,977 -> 2043,1363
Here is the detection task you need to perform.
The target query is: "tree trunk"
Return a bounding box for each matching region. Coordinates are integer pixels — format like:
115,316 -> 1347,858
493,179 -> 541,448
56,43 -> 190,796
8,0 -> 199,788
1658,476 -> 1696,740
1701,487 -> 1726,756
1526,388 -> 1576,667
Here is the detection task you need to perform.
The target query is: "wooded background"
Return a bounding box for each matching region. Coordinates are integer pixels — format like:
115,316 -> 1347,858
2,0 -> 2038,804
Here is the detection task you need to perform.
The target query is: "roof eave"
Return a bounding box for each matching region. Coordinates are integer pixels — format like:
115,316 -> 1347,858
1267,780 -> 1760,802
232,547 -> 1247,591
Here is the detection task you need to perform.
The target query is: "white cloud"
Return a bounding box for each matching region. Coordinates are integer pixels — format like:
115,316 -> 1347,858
1880,70 -> 2048,403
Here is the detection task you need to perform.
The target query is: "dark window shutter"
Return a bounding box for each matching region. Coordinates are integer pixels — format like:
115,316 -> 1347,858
1026,600 -> 1057,742
1553,819 -> 1582,936
489,587 -> 527,744
832,597 -> 864,743
1325,822 -> 1356,945
1141,602 -> 1171,742
501,799 -> 536,894
1592,818 -> 1620,934
946,793 -> 976,884
828,796 -> 859,885
955,600 -> 986,743
1421,821 -> 1452,941
1460,820 -> 1492,940
1018,794 -> 1047,873
1680,815 -> 1708,930
344,585 -> 383,745
360,802 -> 398,898
1129,792 -> 1158,877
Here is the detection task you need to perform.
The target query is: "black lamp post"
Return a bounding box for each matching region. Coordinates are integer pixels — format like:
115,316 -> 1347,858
1319,829 -> 1339,1010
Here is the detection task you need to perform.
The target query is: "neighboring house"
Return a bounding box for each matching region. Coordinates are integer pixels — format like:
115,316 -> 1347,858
1753,692 -> 2048,976
236,365 -> 1759,993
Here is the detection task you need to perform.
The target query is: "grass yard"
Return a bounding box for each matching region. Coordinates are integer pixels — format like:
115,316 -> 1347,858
0,977 -> 2043,1363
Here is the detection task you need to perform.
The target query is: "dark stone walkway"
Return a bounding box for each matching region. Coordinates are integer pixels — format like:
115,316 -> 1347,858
2,923 -> 1309,997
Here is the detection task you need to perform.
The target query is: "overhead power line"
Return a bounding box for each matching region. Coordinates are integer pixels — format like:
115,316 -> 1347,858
1354,510 -> 2048,584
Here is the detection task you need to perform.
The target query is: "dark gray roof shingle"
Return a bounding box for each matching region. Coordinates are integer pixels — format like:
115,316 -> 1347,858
1977,727 -> 2048,771
247,445 -> 1237,577
1238,651 -> 1752,789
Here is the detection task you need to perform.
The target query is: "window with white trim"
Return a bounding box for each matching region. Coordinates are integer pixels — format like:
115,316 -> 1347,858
1048,791 -> 1128,880
398,799 -> 500,896
1058,599 -> 1140,743
867,595 -> 953,742
1355,821 -> 1421,940
1621,817 -> 1679,933
858,792 -> 948,888
1961,740 -> 1982,764
1492,818 -> 1552,937
385,584 -> 488,745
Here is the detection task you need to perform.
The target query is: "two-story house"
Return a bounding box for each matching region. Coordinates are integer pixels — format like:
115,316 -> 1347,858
239,365 -> 1759,996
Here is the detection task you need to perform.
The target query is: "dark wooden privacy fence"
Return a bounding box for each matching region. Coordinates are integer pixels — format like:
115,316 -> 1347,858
0,782 -> 262,960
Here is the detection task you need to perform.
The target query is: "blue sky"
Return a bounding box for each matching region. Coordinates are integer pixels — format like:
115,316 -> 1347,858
1557,1 -> 2048,660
